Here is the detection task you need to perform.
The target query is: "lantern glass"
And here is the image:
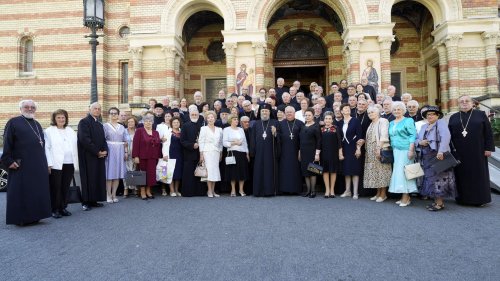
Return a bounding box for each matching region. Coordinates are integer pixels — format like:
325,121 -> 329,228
84,0 -> 104,28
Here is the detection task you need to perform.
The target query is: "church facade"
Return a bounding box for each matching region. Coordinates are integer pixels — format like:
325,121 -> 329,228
0,0 -> 499,128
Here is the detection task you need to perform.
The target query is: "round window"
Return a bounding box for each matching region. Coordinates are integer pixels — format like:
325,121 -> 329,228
119,26 -> 130,39
206,41 -> 225,62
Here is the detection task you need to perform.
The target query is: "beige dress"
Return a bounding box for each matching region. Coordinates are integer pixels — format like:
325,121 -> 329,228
363,119 -> 392,188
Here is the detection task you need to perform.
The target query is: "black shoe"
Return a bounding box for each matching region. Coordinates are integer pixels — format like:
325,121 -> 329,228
60,209 -> 72,216
16,220 -> 39,226
141,196 -> 148,200
329,194 -> 336,198
147,195 -> 155,199
52,212 -> 62,219
82,205 -> 92,211
302,192 -> 310,197
90,202 -> 104,207
309,192 -> 316,198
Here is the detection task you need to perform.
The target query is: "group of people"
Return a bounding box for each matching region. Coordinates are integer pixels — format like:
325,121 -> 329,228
1,78 -> 495,226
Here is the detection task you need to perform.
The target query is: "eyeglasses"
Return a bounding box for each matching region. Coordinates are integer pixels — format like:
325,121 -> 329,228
109,112 -> 118,115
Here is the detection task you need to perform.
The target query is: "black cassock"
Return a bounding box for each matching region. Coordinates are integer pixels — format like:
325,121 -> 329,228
250,119 -> 280,196
180,120 -> 204,197
2,116 -> 51,225
449,109 -> 495,205
78,114 -> 108,204
278,119 -> 304,193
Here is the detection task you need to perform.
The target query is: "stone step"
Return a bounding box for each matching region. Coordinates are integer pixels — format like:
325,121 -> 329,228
489,149 -> 500,168
489,162 -> 500,192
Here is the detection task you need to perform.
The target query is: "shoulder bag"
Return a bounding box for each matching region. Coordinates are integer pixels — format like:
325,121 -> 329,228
426,125 -> 461,174
225,150 -> 236,165
378,122 -> 393,164
66,176 -> 82,204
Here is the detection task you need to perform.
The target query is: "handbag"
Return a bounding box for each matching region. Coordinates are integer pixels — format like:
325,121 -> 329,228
380,147 -> 394,164
427,151 -> 461,174
66,176 -> 82,204
125,170 -> 147,186
225,150 -> 236,165
404,162 -> 424,180
194,162 -> 208,177
307,161 -> 323,175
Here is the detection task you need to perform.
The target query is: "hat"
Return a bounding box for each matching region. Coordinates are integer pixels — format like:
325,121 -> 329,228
422,106 -> 443,119
171,108 -> 179,113
154,103 -> 164,109
220,108 -> 230,114
260,104 -> 272,112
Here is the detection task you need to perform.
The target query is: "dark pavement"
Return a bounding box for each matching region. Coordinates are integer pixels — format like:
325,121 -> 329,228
1,191 -> 499,281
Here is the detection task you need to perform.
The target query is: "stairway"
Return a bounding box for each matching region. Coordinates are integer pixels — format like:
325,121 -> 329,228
488,149 -> 500,192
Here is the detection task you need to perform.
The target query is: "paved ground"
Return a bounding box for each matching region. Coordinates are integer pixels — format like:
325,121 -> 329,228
0,191 -> 499,281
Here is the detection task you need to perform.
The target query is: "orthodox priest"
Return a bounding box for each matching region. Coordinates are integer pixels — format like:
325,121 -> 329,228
278,106 -> 304,194
448,95 -> 495,206
250,104 -> 280,197
180,105 -> 204,197
78,102 -> 108,211
2,100 -> 51,226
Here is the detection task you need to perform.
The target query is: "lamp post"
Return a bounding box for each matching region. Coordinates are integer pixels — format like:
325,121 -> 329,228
83,0 -> 105,104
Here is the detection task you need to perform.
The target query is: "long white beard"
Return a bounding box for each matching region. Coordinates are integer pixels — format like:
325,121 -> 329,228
261,116 -> 269,121
22,112 -> 35,119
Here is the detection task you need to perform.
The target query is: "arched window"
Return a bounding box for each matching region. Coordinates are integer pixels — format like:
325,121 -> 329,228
20,37 -> 33,73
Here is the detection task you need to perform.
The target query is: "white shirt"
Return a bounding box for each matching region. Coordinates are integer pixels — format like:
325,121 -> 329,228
199,126 -> 223,152
44,126 -> 79,170
222,126 -> 248,153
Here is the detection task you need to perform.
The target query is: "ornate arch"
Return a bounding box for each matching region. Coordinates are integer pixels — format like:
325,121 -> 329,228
161,0 -> 236,36
379,0 -> 463,26
247,0 -> 369,31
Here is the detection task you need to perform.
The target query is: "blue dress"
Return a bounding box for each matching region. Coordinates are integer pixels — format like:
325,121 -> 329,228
169,131 -> 183,180
388,118 -> 417,193
339,118 -> 363,176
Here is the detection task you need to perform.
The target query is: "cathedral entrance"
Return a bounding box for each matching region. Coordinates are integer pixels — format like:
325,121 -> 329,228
273,31 -> 328,93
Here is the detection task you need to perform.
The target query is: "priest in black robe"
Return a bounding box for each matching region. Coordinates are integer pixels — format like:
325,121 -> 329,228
240,116 -> 254,195
180,107 -> 204,197
77,103 -> 108,211
215,108 -> 231,193
448,95 -> 495,206
278,106 -> 304,194
250,104 -> 280,197
353,99 -> 373,196
2,100 -> 51,225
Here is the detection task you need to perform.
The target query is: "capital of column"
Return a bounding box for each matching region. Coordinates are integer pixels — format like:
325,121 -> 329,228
252,41 -> 267,55
443,34 -> 462,48
129,46 -> 143,59
161,45 -> 177,58
222,42 -> 237,56
481,32 -> 499,46
344,38 -> 363,52
378,36 -> 394,50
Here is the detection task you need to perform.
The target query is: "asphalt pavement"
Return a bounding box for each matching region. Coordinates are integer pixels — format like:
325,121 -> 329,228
0,191 -> 499,281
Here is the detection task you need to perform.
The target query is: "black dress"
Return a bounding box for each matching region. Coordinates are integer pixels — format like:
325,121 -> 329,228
448,109 -> 495,205
180,120 -> 204,197
278,119 -> 304,193
299,123 -> 321,177
339,118 -> 363,176
2,116 -> 51,225
320,125 -> 342,173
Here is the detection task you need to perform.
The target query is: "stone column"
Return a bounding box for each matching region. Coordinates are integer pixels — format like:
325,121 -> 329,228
162,45 -> 177,97
378,36 -> 394,92
253,41 -> 266,92
435,43 -> 449,111
174,55 -> 182,98
444,34 -> 462,111
223,42 -> 237,93
346,38 -> 362,84
482,32 -> 499,95
129,47 -> 143,103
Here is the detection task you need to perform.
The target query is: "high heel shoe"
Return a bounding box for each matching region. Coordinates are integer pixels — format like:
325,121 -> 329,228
207,193 -> 214,198
340,191 -> 352,198
239,192 -> 246,197
324,193 -> 329,198
376,197 -> 387,203
147,195 -> 155,199
309,192 -> 316,198
370,196 -> 378,201
399,200 -> 411,207
352,194 -> 359,200
213,193 -> 220,198
230,193 -> 236,197
302,192 -> 311,197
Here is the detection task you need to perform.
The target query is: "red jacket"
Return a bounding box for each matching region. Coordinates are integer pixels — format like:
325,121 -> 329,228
132,127 -> 162,159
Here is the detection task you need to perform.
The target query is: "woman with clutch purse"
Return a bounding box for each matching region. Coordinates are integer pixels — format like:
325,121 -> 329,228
44,109 -> 79,218
299,108 -> 321,198
132,114 -> 162,200
199,111 -> 223,198
223,114 -> 249,197
320,112 -> 343,198
363,106 -> 392,202
416,106 -> 456,211
388,102 -> 417,207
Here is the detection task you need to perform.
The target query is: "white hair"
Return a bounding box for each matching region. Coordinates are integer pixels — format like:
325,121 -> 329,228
240,116 -> 250,122
407,100 -> 419,108
391,101 -> 407,114
193,91 -> 202,98
285,106 -> 296,113
367,105 -> 380,115
188,104 -> 199,113
402,93 -> 412,100
19,99 -> 36,109
89,102 -> 101,110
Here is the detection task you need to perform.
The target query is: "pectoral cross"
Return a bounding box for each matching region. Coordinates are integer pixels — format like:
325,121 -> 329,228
290,133 -> 294,140
462,130 -> 467,137
39,138 -> 44,147
262,132 -> 267,140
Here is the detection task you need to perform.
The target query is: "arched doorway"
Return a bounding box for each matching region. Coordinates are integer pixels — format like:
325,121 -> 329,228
274,32 -> 328,94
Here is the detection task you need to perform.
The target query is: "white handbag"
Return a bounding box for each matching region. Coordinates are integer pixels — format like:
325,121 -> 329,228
404,162 -> 424,180
225,150 -> 236,165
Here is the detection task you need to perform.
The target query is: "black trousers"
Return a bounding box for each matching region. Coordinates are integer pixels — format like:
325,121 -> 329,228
49,164 -> 74,212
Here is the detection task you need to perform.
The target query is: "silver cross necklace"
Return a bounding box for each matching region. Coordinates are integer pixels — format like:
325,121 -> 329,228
23,116 -> 44,147
459,110 -> 473,137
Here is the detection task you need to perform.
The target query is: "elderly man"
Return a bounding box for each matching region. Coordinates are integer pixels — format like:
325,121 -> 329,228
153,103 -> 164,128
193,91 -> 203,110
405,100 -> 422,122
277,92 -> 293,112
215,107 -> 230,128
241,87 -> 252,101
449,95 -> 495,206
292,80 -> 301,93
326,83 -> 339,108
161,96 -> 171,111
278,106 -> 304,194
295,91 -> 305,105
180,106 -> 204,197
343,84 -> 357,104
241,100 -> 258,121
78,102 -> 108,211
381,97 -> 395,122
401,93 -> 412,106
376,93 -> 385,105
314,85 -> 324,98
250,104 -> 280,197
361,78 -> 377,101
387,85 -> 401,101
289,86 -> 298,105
348,96 -> 358,116
339,79 -> 349,99
275,77 -> 289,104
216,89 -> 227,106
1,100 -> 51,225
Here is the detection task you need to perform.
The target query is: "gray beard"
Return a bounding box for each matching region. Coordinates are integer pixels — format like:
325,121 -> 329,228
261,116 -> 269,121
22,112 -> 34,119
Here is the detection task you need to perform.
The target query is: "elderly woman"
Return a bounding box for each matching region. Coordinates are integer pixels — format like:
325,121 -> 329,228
157,111 -> 173,196
416,106 -> 456,211
104,107 -> 128,203
363,106 -> 392,202
299,108 -> 322,198
295,98 -> 309,122
132,114 -> 162,200
199,111 -> 223,198
162,116 -> 183,197
389,101 -> 417,207
223,114 -> 250,196
123,116 -> 138,197
45,109 -> 79,218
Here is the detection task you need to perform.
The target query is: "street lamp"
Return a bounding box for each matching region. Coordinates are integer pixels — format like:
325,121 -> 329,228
83,0 -> 105,104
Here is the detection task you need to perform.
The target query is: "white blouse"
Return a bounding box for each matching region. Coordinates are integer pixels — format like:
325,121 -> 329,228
198,126 -> 223,153
222,126 -> 248,153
